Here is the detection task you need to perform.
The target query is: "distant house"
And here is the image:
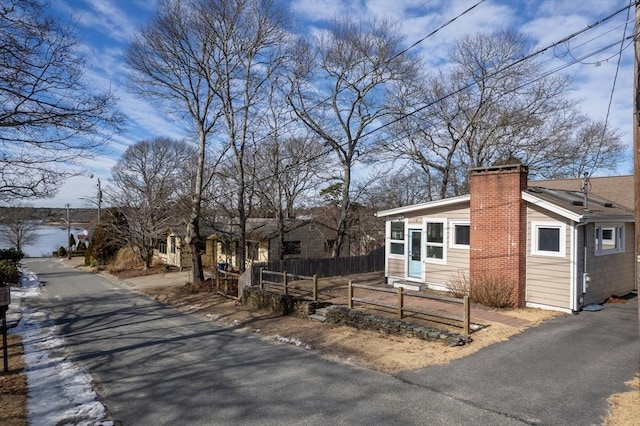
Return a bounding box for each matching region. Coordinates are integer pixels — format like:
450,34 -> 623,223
155,227 -> 190,270
155,218 -> 346,271
206,218 -> 346,270
376,164 -> 636,313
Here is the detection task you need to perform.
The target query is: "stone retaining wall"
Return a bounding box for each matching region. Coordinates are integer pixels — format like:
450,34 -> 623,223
241,287 -> 320,318
325,306 -> 472,346
241,287 -> 472,346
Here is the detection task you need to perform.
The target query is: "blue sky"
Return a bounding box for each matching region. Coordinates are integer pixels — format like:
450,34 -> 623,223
40,0 -> 635,207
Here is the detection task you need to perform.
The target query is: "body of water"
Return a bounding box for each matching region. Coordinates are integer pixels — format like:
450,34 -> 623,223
0,225 -> 89,258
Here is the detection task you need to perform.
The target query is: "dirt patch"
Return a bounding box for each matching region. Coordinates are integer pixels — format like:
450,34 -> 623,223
0,333 -> 26,426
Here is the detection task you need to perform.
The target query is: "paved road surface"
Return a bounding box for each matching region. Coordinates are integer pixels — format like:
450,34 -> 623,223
396,292 -> 639,425
24,258 -> 526,425
23,259 -> 638,425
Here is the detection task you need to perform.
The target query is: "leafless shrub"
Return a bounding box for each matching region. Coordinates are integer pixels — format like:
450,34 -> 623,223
447,272 -> 470,299
448,272 -> 514,308
471,273 -> 515,308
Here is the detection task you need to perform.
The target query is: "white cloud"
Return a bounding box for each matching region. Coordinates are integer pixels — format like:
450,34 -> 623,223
34,0 -> 635,207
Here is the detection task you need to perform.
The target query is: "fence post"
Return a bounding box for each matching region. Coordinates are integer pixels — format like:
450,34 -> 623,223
312,274 -> 318,301
348,280 -> 353,309
283,271 -> 288,295
463,295 -> 470,335
397,286 -> 403,319
259,268 -> 264,289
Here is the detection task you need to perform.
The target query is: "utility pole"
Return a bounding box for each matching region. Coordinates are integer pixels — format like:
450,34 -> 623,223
97,178 -> 102,224
634,0 -> 640,368
65,203 -> 71,260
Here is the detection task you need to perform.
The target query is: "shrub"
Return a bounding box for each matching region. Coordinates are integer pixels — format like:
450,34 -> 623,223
0,248 -> 23,262
447,273 -> 470,299
85,208 -> 126,266
106,246 -> 144,273
470,272 -> 515,308
76,240 -> 87,251
57,246 -> 67,257
0,259 -> 19,284
448,272 -> 514,308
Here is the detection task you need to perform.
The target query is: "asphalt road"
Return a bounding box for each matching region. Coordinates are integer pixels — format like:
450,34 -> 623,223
22,259 -> 639,425
396,291 -> 639,425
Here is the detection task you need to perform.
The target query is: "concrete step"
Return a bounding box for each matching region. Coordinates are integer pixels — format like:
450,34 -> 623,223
392,281 -> 424,291
308,314 -> 326,322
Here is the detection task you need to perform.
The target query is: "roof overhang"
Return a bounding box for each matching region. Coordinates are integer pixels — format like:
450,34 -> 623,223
376,195 -> 470,218
522,191 -> 634,224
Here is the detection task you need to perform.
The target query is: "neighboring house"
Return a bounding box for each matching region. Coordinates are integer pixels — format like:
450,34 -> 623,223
376,164 -> 636,313
156,227 -> 190,270
206,218 -> 345,270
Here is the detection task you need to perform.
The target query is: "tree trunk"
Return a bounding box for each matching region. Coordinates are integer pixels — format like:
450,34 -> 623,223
332,164 -> 351,258
188,129 -> 207,283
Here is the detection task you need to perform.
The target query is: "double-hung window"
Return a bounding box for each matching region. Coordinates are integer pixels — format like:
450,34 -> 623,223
389,221 -> 405,256
425,220 -> 446,263
595,224 -> 624,255
532,222 -> 566,257
450,221 -> 470,249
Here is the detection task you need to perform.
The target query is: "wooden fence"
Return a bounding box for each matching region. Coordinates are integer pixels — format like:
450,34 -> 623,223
214,269 -> 240,299
348,281 -> 471,335
259,269 -> 319,301
250,246 -> 384,286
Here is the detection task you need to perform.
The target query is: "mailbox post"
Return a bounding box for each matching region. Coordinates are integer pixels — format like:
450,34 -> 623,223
0,283 -> 10,373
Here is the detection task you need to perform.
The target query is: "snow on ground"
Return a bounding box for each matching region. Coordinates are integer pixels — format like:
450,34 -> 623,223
11,267 -> 113,426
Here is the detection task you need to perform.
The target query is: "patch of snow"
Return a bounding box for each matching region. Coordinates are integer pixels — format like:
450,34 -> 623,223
275,335 -> 312,350
13,267 -> 113,426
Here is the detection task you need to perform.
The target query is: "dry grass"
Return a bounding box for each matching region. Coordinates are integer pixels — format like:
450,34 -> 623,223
105,246 -> 166,274
604,375 -> 640,426
0,333 -> 26,426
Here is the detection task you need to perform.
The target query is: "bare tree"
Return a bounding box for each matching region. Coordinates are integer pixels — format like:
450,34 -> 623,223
251,134 -> 323,259
127,0 -> 288,275
0,0 -> 123,201
287,16 -> 419,257
199,0 -> 288,271
126,0 -> 224,282
540,120 -> 625,178
253,136 -> 322,218
384,30 -> 623,197
0,203 -> 39,253
109,138 -> 195,269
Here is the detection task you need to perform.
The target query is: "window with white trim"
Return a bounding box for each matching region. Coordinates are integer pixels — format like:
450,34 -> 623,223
389,221 -> 405,256
595,223 -> 624,255
425,220 -> 446,263
531,222 -> 566,257
450,221 -> 470,249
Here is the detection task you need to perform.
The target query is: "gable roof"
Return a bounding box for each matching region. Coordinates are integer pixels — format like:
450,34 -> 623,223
208,218 -> 330,241
375,195 -> 470,218
376,176 -> 633,223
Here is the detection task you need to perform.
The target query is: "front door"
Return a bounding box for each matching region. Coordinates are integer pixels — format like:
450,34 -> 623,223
408,229 -> 422,278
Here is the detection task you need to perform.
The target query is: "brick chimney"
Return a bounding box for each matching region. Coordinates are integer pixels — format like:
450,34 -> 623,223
469,164 -> 528,307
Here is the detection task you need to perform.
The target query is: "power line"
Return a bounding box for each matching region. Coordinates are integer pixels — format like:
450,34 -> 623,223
182,2 -> 637,205
360,1 -> 635,140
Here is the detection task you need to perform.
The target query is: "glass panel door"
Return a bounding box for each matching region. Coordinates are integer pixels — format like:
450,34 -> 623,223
408,229 -> 422,278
